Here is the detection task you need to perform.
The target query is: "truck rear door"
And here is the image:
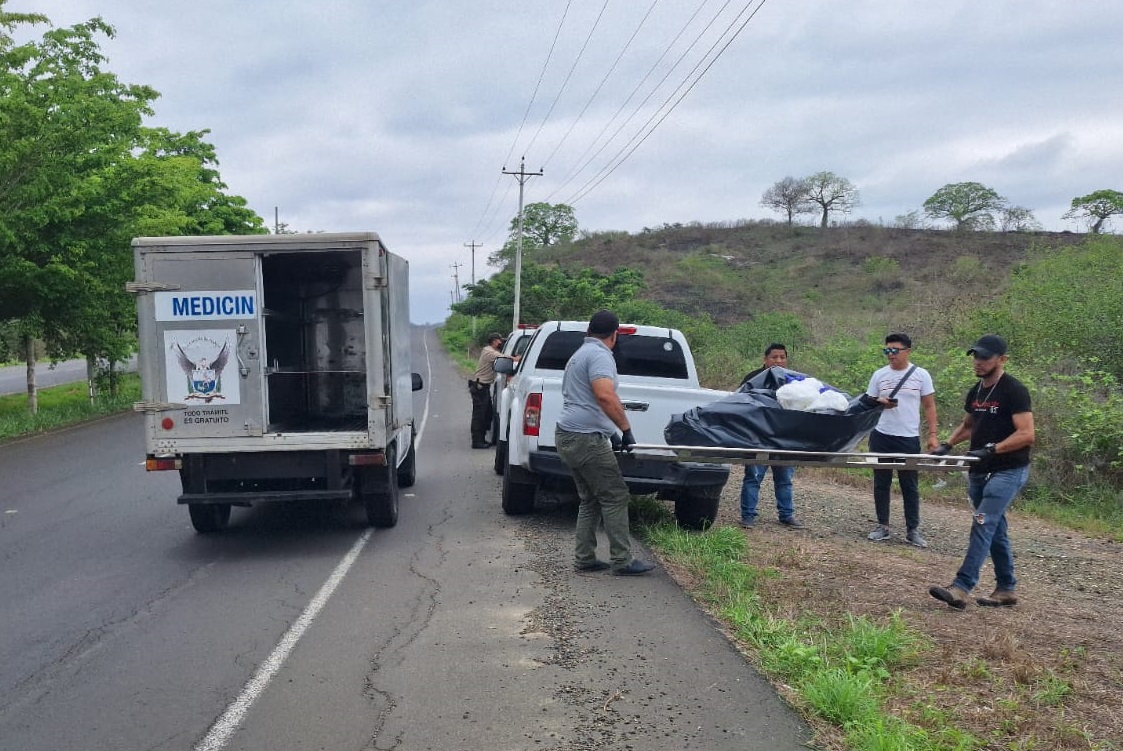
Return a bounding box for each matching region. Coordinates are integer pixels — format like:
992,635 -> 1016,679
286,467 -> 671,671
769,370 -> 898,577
139,251 -> 264,439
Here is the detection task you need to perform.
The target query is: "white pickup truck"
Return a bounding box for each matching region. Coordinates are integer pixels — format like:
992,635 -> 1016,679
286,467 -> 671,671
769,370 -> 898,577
492,320 -> 731,528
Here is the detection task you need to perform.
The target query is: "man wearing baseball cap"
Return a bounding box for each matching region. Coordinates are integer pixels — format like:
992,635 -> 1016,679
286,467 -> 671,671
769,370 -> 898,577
928,334 -> 1035,609
555,310 -> 656,576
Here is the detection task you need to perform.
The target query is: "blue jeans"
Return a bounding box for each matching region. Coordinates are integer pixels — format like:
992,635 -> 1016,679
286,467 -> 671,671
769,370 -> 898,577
953,466 -> 1030,592
740,465 -> 795,521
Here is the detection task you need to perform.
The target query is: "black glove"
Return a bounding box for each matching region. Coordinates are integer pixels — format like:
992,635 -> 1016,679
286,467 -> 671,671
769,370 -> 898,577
619,429 -> 637,453
966,443 -> 997,461
609,433 -> 623,451
931,442 -> 952,456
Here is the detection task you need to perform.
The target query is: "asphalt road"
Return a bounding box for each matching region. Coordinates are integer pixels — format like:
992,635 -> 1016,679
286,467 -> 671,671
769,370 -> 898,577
0,359 -> 91,396
0,326 -> 809,750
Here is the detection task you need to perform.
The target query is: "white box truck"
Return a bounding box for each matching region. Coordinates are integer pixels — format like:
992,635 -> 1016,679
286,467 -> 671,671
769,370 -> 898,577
128,232 -> 422,533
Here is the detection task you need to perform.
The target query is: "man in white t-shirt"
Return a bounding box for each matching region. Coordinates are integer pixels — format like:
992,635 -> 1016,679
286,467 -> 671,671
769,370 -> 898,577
864,333 -> 939,547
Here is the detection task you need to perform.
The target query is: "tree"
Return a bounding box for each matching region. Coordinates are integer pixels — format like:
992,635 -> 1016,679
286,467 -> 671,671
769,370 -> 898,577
803,172 -> 861,228
1063,189 -> 1123,234
759,177 -> 813,226
488,202 -> 578,268
999,205 -> 1042,233
922,182 -> 1007,231
0,6 -> 264,407
454,262 -> 643,325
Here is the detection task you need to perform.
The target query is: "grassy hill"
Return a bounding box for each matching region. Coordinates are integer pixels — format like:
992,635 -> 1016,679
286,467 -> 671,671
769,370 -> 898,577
538,221 -> 1087,347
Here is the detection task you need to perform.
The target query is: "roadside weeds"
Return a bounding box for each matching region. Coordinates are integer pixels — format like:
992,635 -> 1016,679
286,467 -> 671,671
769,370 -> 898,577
640,470 -> 1123,751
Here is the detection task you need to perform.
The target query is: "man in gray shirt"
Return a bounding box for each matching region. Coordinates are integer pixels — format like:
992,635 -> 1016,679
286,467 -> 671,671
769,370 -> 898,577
555,310 -> 655,576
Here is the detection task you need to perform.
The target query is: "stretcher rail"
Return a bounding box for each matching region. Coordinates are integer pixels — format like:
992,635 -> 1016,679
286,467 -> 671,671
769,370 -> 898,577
631,444 -> 978,472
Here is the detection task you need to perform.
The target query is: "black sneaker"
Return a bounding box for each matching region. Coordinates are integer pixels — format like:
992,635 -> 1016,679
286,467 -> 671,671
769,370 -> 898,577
574,560 -> 611,572
739,518 -> 756,529
779,517 -> 805,529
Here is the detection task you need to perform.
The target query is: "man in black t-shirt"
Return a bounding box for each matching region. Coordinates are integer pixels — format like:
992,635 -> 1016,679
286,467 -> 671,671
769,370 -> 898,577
928,335 -> 1035,609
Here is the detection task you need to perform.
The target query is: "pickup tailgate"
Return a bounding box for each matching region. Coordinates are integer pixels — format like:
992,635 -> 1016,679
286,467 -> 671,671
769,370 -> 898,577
535,379 -> 730,448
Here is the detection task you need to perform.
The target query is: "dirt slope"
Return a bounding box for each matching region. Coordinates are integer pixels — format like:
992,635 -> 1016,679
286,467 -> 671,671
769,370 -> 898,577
697,470 -> 1123,750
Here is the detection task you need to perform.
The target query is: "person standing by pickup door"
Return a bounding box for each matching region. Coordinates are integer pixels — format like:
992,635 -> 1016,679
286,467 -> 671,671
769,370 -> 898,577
929,334 -> 1034,609
865,333 -> 939,547
555,310 -> 655,576
738,343 -> 804,529
469,332 -> 504,449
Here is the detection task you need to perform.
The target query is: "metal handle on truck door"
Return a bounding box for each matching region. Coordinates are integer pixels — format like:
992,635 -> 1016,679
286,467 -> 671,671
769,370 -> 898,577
235,324 -> 249,378
621,401 -> 649,412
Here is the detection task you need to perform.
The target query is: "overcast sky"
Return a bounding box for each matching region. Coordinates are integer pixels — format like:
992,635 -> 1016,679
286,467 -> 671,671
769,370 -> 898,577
12,1 -> 1123,323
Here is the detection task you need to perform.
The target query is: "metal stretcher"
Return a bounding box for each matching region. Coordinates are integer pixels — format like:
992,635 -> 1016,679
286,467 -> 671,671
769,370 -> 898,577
631,445 -> 978,472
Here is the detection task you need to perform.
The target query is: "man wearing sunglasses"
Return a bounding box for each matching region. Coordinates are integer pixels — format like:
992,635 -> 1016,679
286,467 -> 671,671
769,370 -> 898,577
864,333 -> 939,547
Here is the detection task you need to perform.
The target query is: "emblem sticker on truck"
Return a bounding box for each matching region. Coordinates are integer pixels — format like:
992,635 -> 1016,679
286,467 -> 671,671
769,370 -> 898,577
164,330 -> 241,404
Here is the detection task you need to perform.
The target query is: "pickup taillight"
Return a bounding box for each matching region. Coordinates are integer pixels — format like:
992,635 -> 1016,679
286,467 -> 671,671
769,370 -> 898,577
523,392 -> 542,436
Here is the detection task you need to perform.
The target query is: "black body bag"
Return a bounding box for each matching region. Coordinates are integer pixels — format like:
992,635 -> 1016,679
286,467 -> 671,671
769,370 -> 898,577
664,367 -> 883,453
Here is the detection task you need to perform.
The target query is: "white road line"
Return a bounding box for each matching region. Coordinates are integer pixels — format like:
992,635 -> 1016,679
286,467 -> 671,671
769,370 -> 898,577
195,328 -> 434,751
194,528 -> 372,751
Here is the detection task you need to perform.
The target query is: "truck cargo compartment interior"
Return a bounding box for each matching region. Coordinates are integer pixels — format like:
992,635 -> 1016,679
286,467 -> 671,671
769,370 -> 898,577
261,250 -> 367,432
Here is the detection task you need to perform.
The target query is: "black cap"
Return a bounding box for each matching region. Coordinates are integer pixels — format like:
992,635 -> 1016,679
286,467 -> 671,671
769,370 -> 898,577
587,310 -> 619,336
967,334 -> 1007,358
486,332 -> 503,343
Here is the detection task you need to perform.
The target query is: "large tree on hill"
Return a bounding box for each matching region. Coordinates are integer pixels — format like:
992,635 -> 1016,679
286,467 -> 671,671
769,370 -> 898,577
803,171 -> 861,228
759,176 -> 814,226
488,202 -> 577,268
923,182 -> 1007,231
1063,189 -> 1123,234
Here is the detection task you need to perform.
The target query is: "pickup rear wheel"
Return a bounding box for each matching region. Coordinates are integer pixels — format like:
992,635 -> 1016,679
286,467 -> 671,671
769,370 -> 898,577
493,439 -> 507,476
501,463 -> 536,515
188,503 -> 230,534
673,486 -> 722,530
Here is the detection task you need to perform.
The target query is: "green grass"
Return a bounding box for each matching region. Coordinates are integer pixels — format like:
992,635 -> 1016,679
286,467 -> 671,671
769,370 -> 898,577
637,512 -> 982,751
0,374 -> 140,441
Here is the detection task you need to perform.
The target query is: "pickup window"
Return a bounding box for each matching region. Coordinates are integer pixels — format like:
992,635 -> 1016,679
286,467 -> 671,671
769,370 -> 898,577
534,330 -> 689,380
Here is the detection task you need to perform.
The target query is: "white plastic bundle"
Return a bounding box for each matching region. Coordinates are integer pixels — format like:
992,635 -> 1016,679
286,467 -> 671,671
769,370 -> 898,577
776,377 -> 824,410
807,389 -> 850,413
777,377 -> 850,413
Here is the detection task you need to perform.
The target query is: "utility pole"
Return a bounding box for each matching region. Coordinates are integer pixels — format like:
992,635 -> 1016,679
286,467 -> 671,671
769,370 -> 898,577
463,241 -> 482,285
450,262 -> 463,302
502,157 -> 543,331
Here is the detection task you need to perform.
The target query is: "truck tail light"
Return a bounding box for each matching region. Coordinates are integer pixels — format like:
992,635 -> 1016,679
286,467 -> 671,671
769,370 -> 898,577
616,325 -> 637,335
523,393 -> 542,436
146,456 -> 182,472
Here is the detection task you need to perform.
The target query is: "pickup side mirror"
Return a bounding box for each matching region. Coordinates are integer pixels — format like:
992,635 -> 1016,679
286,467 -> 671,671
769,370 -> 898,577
411,372 -> 424,391
493,356 -> 516,375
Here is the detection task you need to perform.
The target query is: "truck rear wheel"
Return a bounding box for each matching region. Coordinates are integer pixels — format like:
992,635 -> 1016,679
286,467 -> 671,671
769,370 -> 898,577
188,503 -> 231,533
360,454 -> 400,528
501,463 -> 536,515
673,486 -> 721,530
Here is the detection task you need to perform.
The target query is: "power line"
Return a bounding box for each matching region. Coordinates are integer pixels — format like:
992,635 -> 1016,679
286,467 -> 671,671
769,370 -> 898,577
522,0 -> 612,159
472,0 -> 573,242
539,0 -> 660,171
567,0 -> 769,206
546,0 -> 712,202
